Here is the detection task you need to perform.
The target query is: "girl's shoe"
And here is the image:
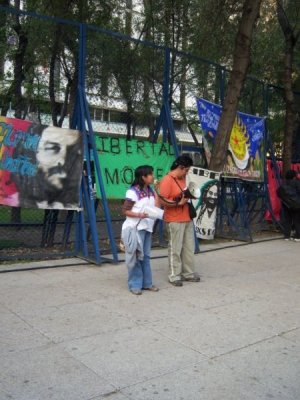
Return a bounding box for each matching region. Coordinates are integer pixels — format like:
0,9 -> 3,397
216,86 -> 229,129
143,286 -> 159,292
130,289 -> 142,295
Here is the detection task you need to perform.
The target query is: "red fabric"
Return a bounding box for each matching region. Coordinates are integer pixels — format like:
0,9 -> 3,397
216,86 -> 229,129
265,160 -> 300,221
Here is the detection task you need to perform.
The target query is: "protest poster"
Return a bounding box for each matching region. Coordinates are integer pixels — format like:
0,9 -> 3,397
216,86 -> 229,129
0,117 -> 83,210
197,98 -> 265,181
187,167 -> 221,240
95,136 -> 175,199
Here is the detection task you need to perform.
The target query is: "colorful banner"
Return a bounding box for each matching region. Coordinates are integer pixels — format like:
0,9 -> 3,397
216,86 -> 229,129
0,117 -> 83,210
187,167 -> 221,240
196,98 -> 265,181
95,136 -> 175,199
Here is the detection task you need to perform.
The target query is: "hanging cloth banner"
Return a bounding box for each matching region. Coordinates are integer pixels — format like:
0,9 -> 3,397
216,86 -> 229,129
0,117 -> 83,210
95,136 -> 175,199
196,97 -> 265,181
187,167 -> 221,240
265,160 -> 300,222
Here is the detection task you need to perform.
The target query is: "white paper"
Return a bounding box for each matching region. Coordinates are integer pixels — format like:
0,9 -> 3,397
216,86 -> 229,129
144,206 -> 164,220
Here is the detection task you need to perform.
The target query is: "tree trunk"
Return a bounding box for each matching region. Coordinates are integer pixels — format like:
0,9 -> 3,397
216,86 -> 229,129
68,62 -> 78,128
125,0 -> 133,36
49,26 -> 62,127
12,0 -> 28,119
276,0 -> 299,176
292,118 -> 300,162
142,3 -> 155,139
281,44 -> 295,175
209,0 -> 262,171
179,8 -> 188,113
0,0 -> 9,79
58,78 -> 71,127
126,100 -> 133,140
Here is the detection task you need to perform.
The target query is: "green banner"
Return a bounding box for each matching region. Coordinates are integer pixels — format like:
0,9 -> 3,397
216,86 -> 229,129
95,136 -> 175,199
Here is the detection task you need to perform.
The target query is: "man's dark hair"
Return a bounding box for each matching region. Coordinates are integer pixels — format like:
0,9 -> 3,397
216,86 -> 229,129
170,155 -> 193,170
285,170 -> 297,180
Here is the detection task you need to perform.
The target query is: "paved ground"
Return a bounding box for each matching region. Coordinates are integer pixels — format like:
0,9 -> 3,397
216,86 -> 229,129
0,238 -> 299,400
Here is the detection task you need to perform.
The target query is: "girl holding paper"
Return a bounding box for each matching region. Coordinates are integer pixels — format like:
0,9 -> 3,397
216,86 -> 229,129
122,165 -> 162,295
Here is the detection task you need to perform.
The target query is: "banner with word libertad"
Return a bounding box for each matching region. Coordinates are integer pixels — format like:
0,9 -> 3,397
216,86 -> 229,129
95,136 -> 175,199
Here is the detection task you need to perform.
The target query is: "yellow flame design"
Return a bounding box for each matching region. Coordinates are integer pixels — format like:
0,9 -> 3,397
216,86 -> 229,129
229,116 -> 249,160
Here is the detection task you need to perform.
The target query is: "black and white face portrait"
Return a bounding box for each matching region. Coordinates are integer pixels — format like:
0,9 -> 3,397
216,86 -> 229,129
36,126 -> 81,190
204,184 -> 218,217
187,167 -> 221,240
8,123 -> 83,210
196,182 -> 219,224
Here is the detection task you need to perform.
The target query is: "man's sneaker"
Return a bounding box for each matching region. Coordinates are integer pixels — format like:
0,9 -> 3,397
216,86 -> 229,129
182,274 -> 201,282
170,280 -> 183,287
130,289 -> 142,295
293,238 -> 300,242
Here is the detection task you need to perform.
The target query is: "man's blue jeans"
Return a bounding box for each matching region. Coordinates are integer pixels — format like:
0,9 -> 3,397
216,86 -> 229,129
127,230 -> 153,290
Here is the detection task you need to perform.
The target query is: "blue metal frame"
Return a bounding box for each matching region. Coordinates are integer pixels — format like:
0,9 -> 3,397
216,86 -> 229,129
152,49 -> 179,157
217,179 -> 251,241
152,48 -> 200,253
71,24 -> 118,264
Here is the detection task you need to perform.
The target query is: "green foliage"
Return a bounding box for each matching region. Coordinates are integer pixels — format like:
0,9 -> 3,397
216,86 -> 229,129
0,0 -> 298,149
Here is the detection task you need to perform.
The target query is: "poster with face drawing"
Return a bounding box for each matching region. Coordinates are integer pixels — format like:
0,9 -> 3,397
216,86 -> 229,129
0,117 -> 83,210
187,167 -> 221,240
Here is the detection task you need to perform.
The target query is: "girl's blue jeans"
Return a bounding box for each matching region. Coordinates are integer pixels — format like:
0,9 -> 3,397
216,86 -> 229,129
127,230 -> 153,290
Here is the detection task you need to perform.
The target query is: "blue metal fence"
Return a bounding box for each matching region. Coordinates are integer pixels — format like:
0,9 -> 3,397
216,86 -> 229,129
0,5 -> 298,261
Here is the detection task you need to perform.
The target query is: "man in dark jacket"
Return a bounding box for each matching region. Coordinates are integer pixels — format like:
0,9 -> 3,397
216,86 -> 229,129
280,170 -> 300,241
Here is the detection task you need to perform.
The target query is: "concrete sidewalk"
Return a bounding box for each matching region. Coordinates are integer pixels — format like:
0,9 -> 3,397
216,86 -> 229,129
0,239 -> 299,400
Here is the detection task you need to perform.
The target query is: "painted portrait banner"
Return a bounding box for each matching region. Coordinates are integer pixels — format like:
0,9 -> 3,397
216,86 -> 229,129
196,97 -> 265,181
187,167 -> 221,240
95,136 -> 175,199
0,117 -> 83,210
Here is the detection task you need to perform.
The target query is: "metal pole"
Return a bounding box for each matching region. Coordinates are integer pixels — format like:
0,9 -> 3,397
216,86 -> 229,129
79,23 -> 119,263
82,94 -> 119,262
79,24 -> 102,263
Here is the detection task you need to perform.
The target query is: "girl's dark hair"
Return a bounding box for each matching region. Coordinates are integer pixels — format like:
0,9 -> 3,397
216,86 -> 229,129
131,165 -> 153,189
170,155 -> 193,170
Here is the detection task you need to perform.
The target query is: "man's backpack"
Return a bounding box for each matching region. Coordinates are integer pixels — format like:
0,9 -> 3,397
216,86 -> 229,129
277,183 -> 300,209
